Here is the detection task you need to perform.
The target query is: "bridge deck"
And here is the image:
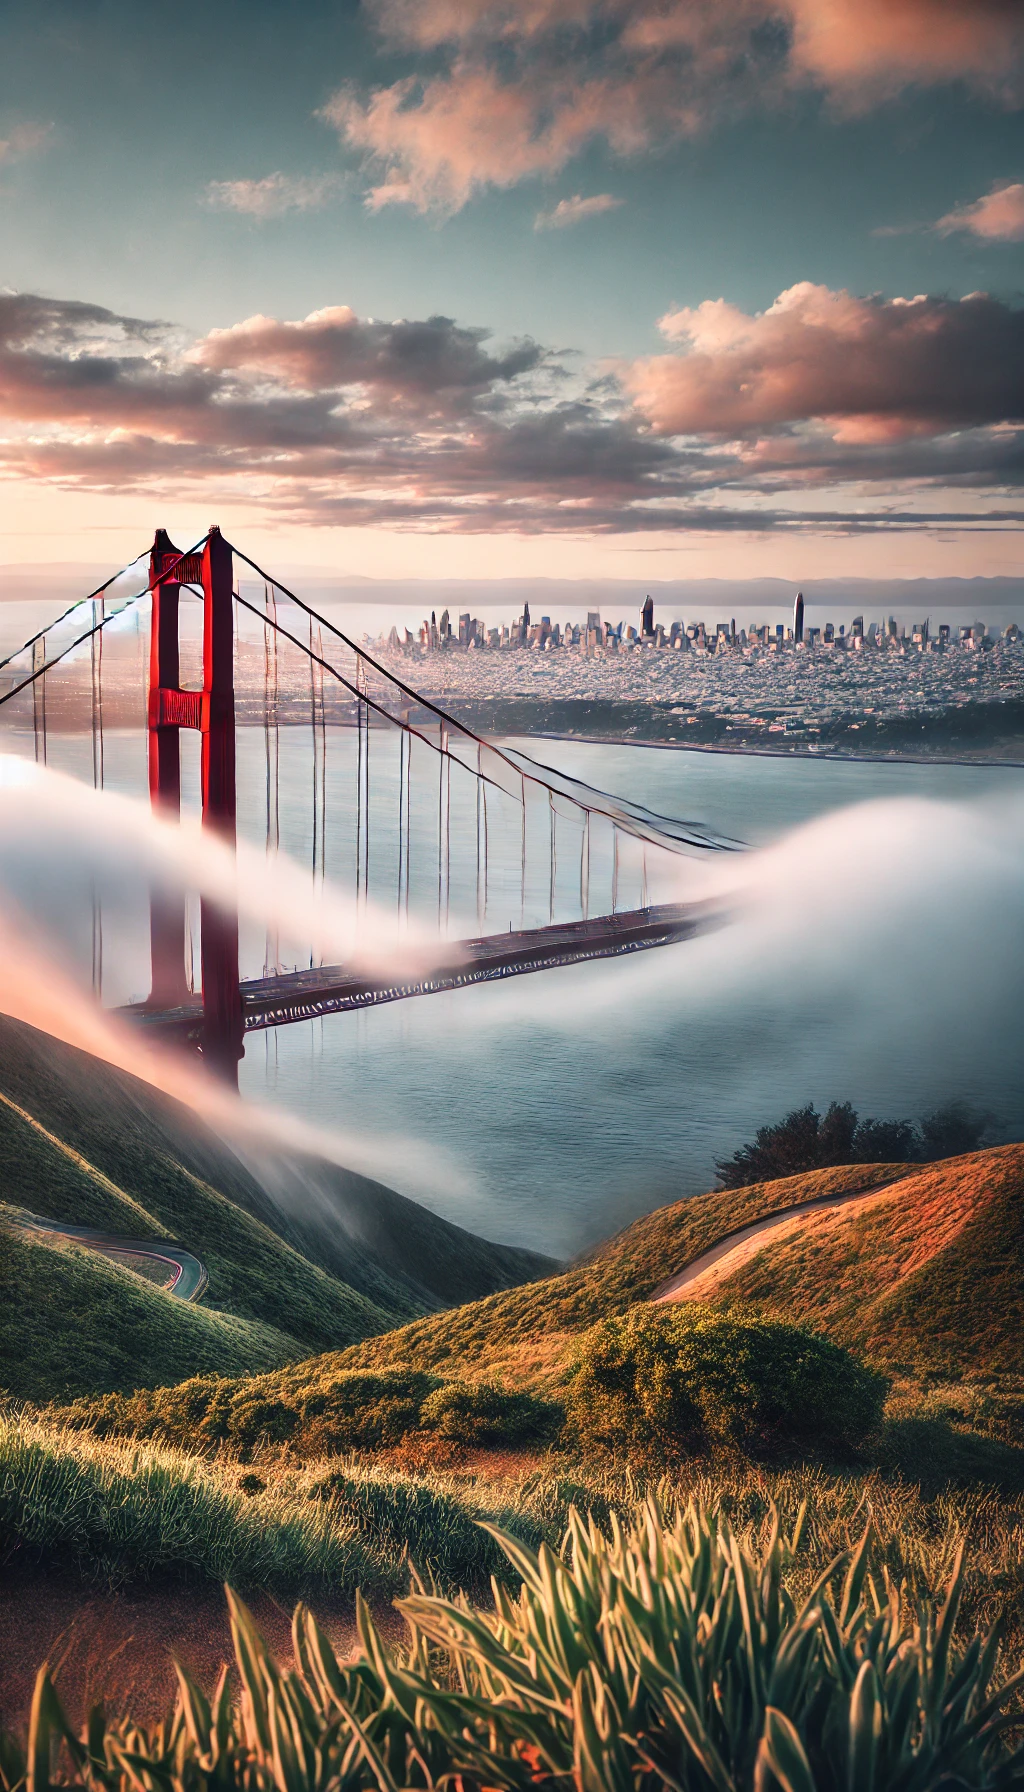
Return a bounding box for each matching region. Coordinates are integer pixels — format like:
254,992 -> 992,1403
121,898 -> 721,1040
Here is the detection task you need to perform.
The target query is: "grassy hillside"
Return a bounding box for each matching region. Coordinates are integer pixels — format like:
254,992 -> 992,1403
0,1222 -> 300,1402
705,1143 -> 1024,1377
56,1162 -> 907,1442
317,1159 -> 909,1387
0,1014 -> 554,1402
0,1015 -> 553,1315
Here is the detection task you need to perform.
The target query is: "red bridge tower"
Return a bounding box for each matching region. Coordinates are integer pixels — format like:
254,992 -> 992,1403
147,527 -> 243,1082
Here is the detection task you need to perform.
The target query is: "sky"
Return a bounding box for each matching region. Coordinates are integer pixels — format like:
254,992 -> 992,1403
1,0 -> 1022,588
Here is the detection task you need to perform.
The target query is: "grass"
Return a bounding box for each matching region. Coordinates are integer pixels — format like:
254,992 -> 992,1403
0,1222 -> 303,1403
0,1413 -> 564,1597
178,1161 -> 905,1409
8,1407 -> 1024,1634
6,1490 -> 1024,1789
0,1013 -> 556,1404
709,1145 -> 1024,1377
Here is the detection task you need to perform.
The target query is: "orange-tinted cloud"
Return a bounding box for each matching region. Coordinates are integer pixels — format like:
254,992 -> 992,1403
0,121 -> 52,164
189,305 -> 547,412
624,283 -> 1024,443
1,287 -> 1021,537
535,192 -> 623,228
937,180 -> 1024,242
204,172 -> 346,218
324,0 -> 1024,212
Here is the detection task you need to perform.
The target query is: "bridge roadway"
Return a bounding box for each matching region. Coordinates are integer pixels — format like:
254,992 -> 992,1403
122,897 -> 722,1041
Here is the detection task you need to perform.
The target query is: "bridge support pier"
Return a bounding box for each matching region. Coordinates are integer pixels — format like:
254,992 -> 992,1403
198,528 -> 243,1081
146,526 -> 243,1085
147,531 -> 189,1009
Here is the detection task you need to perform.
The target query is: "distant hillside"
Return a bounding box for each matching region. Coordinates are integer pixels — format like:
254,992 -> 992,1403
0,1218 -> 299,1402
107,1162 -> 899,1431
0,1015 -> 554,1402
701,1144 -> 1024,1378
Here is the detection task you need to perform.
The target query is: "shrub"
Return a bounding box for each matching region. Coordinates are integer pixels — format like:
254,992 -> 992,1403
419,1380 -> 558,1445
565,1303 -> 887,1462
53,1370 -> 561,1459
289,1369 -> 437,1453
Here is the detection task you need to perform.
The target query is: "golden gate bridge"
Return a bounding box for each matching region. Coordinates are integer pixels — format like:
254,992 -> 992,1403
0,527 -> 739,1086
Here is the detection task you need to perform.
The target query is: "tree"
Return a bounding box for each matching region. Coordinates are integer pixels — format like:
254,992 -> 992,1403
715,1098 -> 992,1189
918,1100 -> 989,1161
715,1102 -> 853,1188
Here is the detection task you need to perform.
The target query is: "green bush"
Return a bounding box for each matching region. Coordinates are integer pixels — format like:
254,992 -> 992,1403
565,1303 -> 887,1461
419,1379 -> 558,1445
53,1370 -> 559,1458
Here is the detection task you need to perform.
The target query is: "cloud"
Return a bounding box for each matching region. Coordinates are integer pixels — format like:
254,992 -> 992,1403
0,285 -> 1021,537
0,121 -> 53,164
204,171 -> 346,218
623,283 -> 1024,444
936,180 -> 1024,242
321,0 -> 1024,214
189,305 -> 548,413
781,0 -> 1024,105
535,192 -> 623,229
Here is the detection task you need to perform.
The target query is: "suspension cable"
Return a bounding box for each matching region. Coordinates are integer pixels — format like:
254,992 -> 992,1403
0,538 -> 208,709
228,544 -> 738,856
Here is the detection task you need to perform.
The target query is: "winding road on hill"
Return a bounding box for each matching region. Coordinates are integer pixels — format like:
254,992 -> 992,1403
650,1179 -> 899,1304
10,1213 -> 208,1301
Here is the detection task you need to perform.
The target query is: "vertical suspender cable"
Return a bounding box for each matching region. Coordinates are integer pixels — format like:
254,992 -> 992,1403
398,714 -> 406,922
264,584 -> 280,976
32,636 -> 46,764
355,656 -> 364,908
444,731 -> 451,930
581,810 -> 590,921
612,825 -> 619,914
481,776 -> 489,929
90,599 -> 104,997
403,724 -> 411,923
362,657 -> 370,905
641,844 -> 648,910
309,615 -> 327,957
520,772 -> 527,930
548,789 -> 556,925
476,742 -> 483,933
437,722 -> 450,930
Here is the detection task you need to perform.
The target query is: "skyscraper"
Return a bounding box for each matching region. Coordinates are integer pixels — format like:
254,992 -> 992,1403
793,591 -> 804,642
641,595 -> 654,637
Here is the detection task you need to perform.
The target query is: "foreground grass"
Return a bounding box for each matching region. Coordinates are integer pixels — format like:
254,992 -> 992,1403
8,1412 -> 1024,1653
5,1498 -> 1024,1790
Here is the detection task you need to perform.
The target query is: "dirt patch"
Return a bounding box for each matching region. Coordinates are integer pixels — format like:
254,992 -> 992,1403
0,1564 -> 404,1733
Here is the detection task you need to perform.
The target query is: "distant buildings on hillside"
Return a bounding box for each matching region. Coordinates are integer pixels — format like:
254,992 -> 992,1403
382,599 -> 1020,659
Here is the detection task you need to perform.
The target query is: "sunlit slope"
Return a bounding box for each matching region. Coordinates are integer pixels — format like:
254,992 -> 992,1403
214,1163 -> 906,1402
0,1217 -> 300,1402
0,1015 -> 554,1399
703,1145 -> 1024,1377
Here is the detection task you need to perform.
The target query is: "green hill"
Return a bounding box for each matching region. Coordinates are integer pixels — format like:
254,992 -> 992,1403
0,1014 -> 555,1403
0,1220 -> 298,1402
56,1161 -> 908,1445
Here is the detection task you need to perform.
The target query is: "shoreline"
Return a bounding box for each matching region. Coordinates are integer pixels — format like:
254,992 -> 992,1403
520,730 -> 1024,771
